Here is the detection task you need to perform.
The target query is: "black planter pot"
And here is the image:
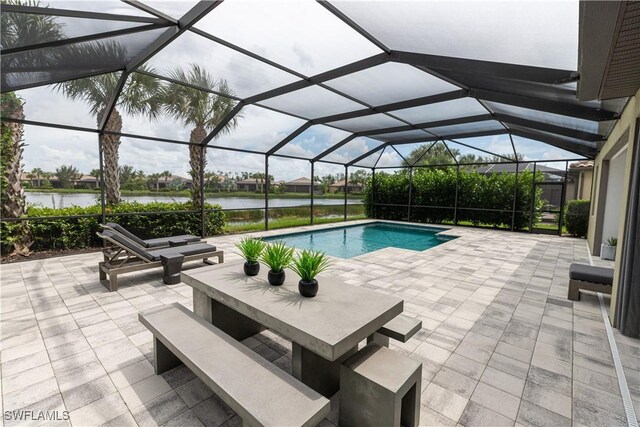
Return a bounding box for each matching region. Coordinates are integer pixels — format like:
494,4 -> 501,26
243,261 -> 260,276
268,270 -> 286,286
298,279 -> 318,297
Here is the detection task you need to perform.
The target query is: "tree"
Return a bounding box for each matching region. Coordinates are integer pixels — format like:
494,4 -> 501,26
349,169 -> 369,189
161,171 -> 172,190
56,69 -> 163,204
1,92 -> 32,255
55,165 -> 81,188
147,173 -> 161,191
406,142 -> 458,167
30,168 -> 44,188
204,171 -> 220,191
90,168 -> 101,188
317,174 -> 335,194
161,64 -> 239,210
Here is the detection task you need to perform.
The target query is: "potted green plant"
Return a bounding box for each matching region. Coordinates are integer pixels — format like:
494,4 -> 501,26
289,250 -> 331,297
260,241 -> 294,286
601,236 -> 617,261
235,237 -> 265,276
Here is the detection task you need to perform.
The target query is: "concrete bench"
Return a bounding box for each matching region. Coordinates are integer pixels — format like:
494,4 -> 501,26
368,314 -> 422,347
139,303 -> 330,427
340,344 -> 422,427
568,263 -> 614,301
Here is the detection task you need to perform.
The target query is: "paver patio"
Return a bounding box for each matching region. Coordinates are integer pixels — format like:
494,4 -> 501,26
1,220 -> 638,427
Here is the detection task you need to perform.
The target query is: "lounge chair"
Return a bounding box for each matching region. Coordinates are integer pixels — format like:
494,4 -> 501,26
568,263 -> 614,300
101,222 -> 201,248
97,230 -> 223,292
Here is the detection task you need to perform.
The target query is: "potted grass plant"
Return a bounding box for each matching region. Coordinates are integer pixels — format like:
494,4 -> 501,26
236,237 -> 265,276
289,249 -> 331,297
601,236 -> 617,261
260,241 -> 294,286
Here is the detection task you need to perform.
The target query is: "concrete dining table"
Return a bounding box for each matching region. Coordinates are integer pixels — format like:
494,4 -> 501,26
181,260 -> 403,397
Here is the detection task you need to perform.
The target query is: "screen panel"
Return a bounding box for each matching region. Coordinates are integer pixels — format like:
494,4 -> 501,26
258,85 -> 365,119
369,129 -> 432,143
210,105 -> 306,153
5,72 -> 123,130
143,30 -> 300,98
333,1 -> 579,69
449,134 -> 517,161
322,137 -> 385,164
485,101 -> 609,134
2,27 -> 166,91
426,120 -> 504,137
327,114 -> 406,133
195,0 -> 382,76
324,62 -> 458,106
512,135 -> 586,161
275,125 -> 351,159
390,98 -> 488,124
1,12 -> 151,51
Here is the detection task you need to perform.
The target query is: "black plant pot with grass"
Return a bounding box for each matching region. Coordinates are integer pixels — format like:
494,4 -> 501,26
290,249 -> 330,298
244,261 -> 260,276
268,270 -> 286,286
260,241 -> 294,286
236,237 -> 265,277
298,279 -> 318,297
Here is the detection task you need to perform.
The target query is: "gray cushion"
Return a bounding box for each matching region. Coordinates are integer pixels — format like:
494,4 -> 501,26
144,234 -> 201,248
570,263 -> 614,285
102,230 -> 156,262
148,243 -> 217,262
106,223 -> 147,247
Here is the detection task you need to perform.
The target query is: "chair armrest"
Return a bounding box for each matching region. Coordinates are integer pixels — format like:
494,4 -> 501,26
168,239 -> 188,247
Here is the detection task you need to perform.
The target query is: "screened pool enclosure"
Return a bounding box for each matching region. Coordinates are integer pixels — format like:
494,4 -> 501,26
1,0 -> 629,241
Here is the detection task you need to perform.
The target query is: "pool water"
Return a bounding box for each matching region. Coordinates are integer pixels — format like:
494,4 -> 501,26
264,222 -> 456,259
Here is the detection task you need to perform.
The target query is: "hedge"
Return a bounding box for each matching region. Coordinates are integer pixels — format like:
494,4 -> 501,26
564,199 -> 590,237
1,201 -> 225,254
364,168 -> 543,229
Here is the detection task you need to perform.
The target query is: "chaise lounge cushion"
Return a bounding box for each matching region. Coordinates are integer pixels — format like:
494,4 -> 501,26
148,244 -> 217,262
102,230 -> 216,263
569,263 -> 614,285
105,222 -> 200,248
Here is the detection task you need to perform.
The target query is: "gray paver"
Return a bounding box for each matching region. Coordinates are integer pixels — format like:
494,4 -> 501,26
1,221 -> 635,426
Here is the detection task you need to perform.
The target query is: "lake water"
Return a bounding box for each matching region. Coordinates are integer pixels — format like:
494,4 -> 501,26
26,192 -> 362,210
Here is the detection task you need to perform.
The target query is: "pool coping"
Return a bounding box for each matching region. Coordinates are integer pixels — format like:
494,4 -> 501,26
258,219 -> 462,259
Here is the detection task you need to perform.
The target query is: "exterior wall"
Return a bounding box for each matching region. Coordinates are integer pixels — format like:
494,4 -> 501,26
587,86 -> 640,322
601,148 -> 627,245
579,170 -> 593,199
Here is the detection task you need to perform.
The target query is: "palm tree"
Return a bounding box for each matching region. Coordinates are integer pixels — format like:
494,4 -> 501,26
30,168 -> 44,188
0,92 -> 32,255
147,173 -> 161,191
160,171 -> 172,190
89,168 -> 101,189
56,70 -> 163,204
161,64 -> 239,210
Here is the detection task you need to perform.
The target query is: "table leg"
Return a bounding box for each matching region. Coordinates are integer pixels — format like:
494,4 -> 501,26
292,342 -> 358,398
193,289 -> 265,340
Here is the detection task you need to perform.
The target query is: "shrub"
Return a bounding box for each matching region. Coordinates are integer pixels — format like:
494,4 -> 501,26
564,200 -> 590,237
364,168 -> 544,230
1,201 -> 225,254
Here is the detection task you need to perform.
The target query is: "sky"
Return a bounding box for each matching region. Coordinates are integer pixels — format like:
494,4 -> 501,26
17,0 -> 586,181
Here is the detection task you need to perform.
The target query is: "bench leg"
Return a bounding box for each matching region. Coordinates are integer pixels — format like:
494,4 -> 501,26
99,262 -> 106,281
154,337 -> 182,374
367,332 -> 390,347
292,342 -> 358,398
100,268 -> 118,292
568,280 -> 580,301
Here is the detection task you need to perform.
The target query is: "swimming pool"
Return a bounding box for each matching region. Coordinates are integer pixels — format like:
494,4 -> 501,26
263,222 -> 456,259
